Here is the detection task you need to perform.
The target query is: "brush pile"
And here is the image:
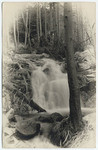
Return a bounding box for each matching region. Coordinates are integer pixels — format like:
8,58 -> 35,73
3,54 -> 35,115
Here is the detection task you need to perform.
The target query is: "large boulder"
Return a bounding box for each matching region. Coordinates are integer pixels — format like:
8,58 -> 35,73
50,112 -> 64,122
16,118 -> 40,136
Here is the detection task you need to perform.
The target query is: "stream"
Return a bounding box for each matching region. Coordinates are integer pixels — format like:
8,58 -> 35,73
31,58 -> 69,110
3,54 -> 91,148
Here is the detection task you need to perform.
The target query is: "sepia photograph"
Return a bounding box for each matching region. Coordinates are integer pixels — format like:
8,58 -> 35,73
2,2 -> 96,148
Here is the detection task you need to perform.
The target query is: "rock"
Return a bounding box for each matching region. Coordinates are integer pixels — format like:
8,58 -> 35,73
40,123 -> 53,137
50,112 -> 64,122
38,112 -> 63,123
38,115 -> 53,123
60,62 -> 67,73
14,111 -> 63,140
16,119 -> 40,136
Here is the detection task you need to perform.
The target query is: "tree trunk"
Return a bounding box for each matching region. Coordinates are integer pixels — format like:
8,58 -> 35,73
57,3 -> 60,40
44,3 -> 47,40
50,3 -> 53,33
55,3 -> 58,39
25,10 -> 28,46
28,11 -> 31,48
17,15 -> 19,44
53,3 -> 57,40
36,3 -> 40,44
13,19 -> 17,50
64,3 -> 82,131
39,3 -> 42,37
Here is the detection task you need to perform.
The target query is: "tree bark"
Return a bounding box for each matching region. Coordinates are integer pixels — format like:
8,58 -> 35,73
36,3 -> 40,44
55,3 -> 58,39
50,3 -> 53,33
25,10 -> 28,46
17,15 -> 19,44
28,11 -> 31,48
39,3 -> 42,37
64,3 -> 82,131
57,3 -> 60,40
13,19 -> 17,50
44,3 -> 47,40
53,3 -> 57,40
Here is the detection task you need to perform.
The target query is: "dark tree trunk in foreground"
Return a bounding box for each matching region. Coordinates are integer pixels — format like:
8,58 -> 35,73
64,3 -> 82,131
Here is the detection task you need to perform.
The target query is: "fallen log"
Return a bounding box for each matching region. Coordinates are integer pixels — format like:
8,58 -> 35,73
29,99 -> 46,112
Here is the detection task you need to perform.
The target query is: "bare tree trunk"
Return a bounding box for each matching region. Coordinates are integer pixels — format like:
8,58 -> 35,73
57,3 -> 60,40
44,3 -> 47,40
28,12 -> 31,48
50,3 -> 53,33
39,3 -> 42,37
64,3 -> 82,131
55,3 -> 58,38
36,3 -> 40,44
25,10 -> 28,46
53,3 -> 57,40
13,19 -> 17,50
17,14 -> 19,44
79,8 -> 84,43
77,5 -> 83,46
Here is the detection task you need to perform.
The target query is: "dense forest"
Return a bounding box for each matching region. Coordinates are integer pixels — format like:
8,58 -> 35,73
3,2 -> 96,148
9,3 -> 95,56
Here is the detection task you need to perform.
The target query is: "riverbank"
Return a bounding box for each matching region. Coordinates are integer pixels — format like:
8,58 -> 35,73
3,110 -> 96,148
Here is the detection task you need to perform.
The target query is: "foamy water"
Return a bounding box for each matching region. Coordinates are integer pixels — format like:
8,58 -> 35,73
31,59 -> 69,110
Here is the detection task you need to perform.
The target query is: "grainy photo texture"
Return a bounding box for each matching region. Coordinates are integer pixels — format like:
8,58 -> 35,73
2,2 -> 96,148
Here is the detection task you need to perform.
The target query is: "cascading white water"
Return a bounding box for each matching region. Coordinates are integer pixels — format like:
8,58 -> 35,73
31,59 -> 69,110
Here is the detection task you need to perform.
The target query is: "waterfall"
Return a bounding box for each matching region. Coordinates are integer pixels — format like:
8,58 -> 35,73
31,59 -> 69,110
